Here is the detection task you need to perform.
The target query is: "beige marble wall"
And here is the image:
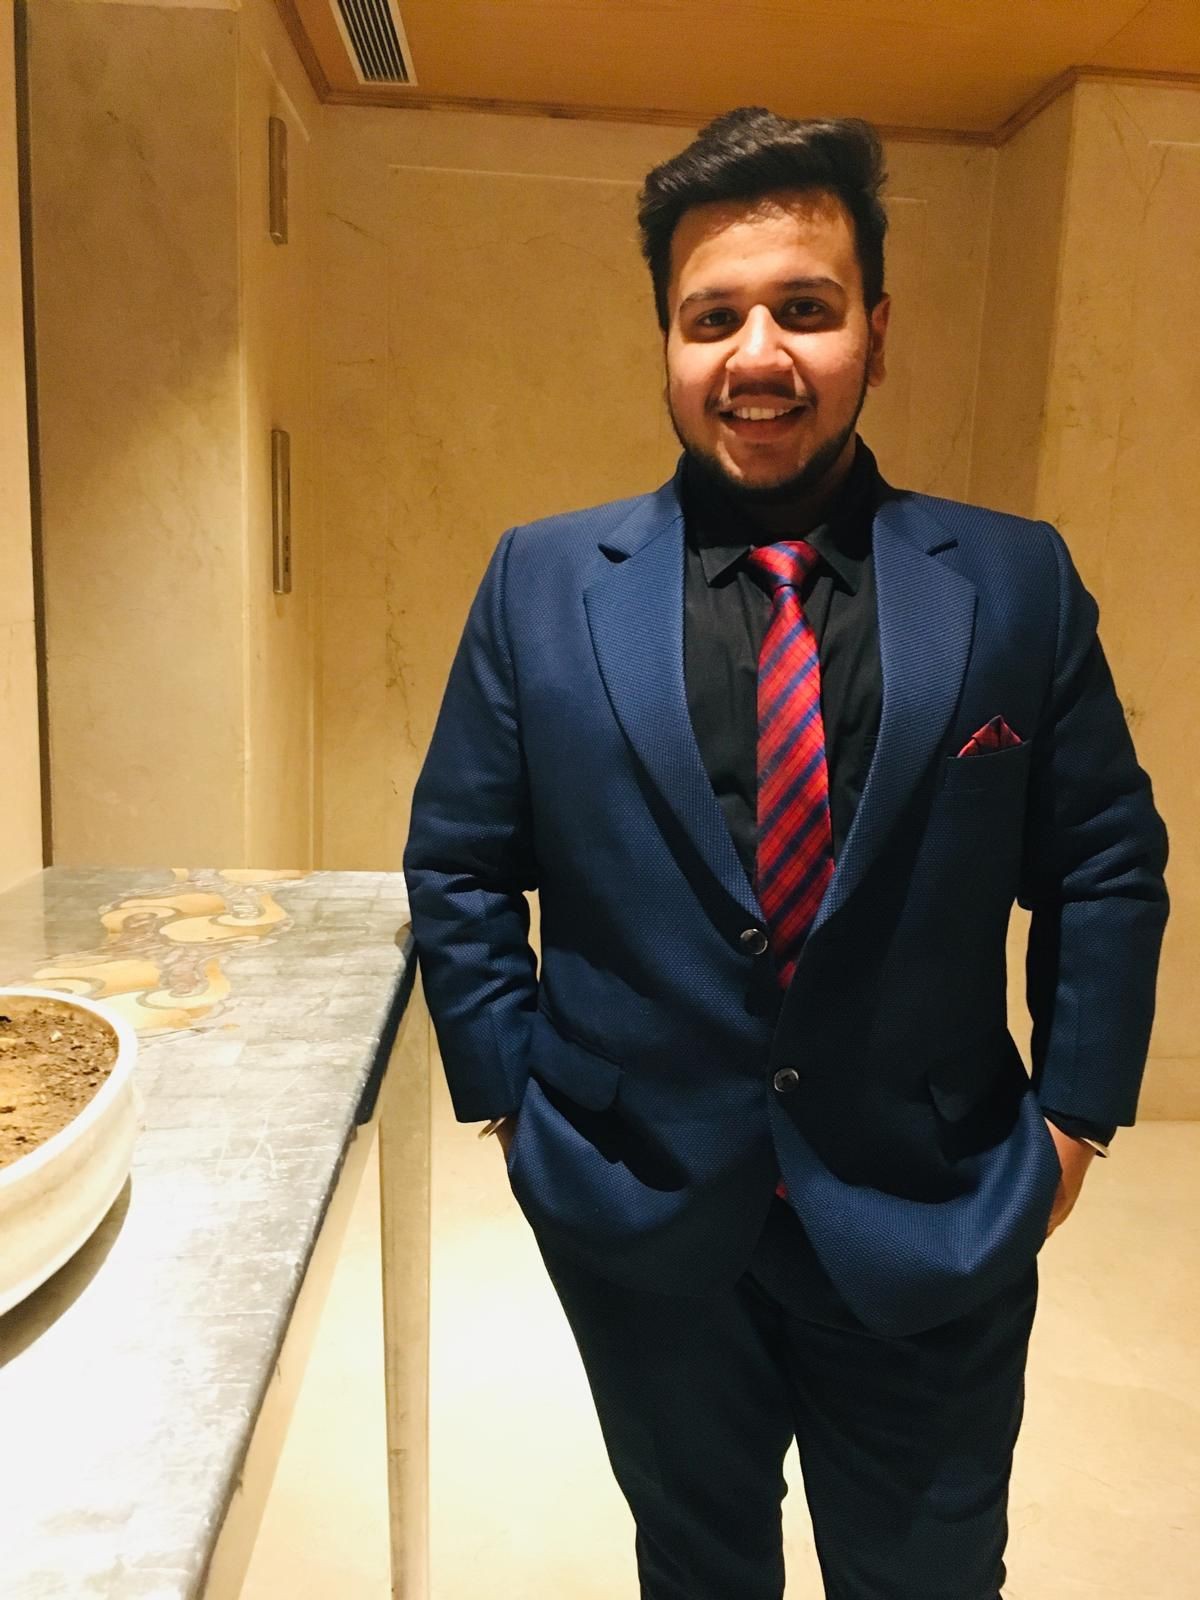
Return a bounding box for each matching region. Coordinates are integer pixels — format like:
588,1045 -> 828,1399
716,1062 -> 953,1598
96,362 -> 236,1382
969,90 -> 1074,518
974,80 -> 1198,1115
863,140 -> 995,498
1037,82 -> 1200,1116
27,0 -> 245,864
0,0 -> 43,891
316,109 -> 996,868
238,0 -> 321,868
26,0 -> 320,869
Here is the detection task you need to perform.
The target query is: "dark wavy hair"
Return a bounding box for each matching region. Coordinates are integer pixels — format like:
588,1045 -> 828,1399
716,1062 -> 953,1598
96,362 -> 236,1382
637,107 -> 888,331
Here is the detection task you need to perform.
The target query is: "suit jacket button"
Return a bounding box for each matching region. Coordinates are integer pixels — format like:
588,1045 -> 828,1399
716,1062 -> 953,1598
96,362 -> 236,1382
773,1067 -> 801,1094
740,927 -> 769,955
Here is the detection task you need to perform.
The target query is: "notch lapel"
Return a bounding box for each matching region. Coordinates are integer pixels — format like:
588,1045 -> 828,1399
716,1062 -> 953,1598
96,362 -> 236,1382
809,494 -> 978,937
581,480 -> 978,945
583,487 -> 761,927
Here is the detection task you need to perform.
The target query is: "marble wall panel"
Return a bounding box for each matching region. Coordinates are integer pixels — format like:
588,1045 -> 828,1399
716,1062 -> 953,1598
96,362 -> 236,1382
1086,112 -> 1200,1111
318,155 -> 404,870
332,161 -> 673,868
989,81 -> 1200,1116
860,195 -> 925,485
27,0 -> 245,864
316,110 -> 997,868
0,0 -> 42,890
1038,84 -> 1200,589
869,141 -> 996,499
238,0 -> 323,869
25,0 -> 321,872
969,89 -> 1073,518
1037,87 -> 1145,590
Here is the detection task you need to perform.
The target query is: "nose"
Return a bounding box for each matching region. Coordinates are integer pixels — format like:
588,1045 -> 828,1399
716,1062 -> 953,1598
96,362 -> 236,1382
726,304 -> 793,379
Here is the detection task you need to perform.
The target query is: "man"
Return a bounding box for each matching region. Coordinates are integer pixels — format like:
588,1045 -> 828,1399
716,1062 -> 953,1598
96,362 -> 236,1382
404,109 -> 1168,1600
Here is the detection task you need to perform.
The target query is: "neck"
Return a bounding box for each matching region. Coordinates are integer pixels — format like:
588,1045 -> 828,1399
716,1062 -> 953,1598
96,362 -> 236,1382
743,436 -> 858,538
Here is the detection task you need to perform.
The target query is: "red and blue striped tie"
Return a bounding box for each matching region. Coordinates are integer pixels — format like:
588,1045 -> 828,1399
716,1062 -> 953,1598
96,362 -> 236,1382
747,540 -> 834,992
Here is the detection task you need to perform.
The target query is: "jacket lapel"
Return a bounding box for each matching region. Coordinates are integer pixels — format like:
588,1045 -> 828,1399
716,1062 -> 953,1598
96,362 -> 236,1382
809,492 -> 978,937
583,480 -> 762,926
582,474 -> 979,942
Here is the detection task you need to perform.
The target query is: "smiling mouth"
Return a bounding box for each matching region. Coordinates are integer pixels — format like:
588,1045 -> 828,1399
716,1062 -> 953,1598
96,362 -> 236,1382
721,402 -> 805,422
715,398 -> 810,428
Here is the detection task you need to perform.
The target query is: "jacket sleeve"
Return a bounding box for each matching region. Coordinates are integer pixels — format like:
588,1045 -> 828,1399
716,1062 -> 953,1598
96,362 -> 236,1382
403,529 -> 538,1122
1018,525 -> 1169,1127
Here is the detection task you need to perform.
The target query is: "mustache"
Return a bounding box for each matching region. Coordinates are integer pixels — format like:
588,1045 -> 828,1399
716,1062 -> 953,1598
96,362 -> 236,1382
714,377 -> 808,410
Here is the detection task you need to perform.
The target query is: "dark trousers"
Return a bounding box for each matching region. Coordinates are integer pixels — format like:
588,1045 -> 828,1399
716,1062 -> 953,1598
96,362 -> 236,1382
537,1197 -> 1038,1600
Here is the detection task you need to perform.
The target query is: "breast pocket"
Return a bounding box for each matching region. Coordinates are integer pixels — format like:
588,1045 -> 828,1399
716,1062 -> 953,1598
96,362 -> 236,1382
926,737 -> 1034,930
940,738 -> 1033,799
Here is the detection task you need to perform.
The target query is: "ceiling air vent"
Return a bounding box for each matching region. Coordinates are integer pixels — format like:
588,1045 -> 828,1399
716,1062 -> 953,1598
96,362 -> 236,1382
331,0 -> 417,85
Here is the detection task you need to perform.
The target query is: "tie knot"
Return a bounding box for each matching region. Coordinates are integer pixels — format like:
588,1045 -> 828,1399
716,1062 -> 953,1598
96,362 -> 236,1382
745,540 -> 821,595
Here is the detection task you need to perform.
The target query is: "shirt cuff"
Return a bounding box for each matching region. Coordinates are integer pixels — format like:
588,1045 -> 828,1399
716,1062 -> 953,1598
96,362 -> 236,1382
1042,1109 -> 1117,1149
476,1115 -> 512,1139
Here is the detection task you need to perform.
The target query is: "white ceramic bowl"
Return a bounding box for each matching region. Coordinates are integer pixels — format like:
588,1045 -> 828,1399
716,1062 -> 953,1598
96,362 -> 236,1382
0,987 -> 141,1317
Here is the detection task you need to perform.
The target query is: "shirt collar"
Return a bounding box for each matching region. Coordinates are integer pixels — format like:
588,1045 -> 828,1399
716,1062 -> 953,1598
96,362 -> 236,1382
684,438 -> 878,592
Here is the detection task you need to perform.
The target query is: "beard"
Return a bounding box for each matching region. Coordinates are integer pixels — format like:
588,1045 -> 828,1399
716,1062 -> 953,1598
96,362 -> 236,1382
669,363 -> 870,509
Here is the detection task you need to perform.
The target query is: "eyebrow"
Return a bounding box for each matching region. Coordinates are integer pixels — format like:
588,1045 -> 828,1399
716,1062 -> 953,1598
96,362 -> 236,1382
677,276 -> 844,313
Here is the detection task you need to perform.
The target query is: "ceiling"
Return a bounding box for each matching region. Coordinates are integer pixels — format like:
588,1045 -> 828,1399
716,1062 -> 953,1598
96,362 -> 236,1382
279,0 -> 1200,143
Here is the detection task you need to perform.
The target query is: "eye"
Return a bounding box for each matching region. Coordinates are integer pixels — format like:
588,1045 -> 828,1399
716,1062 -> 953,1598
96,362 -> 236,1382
781,299 -> 826,321
693,308 -> 737,332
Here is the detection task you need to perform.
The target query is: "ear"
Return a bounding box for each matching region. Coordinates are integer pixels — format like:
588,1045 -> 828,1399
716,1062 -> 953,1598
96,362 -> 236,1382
866,294 -> 891,387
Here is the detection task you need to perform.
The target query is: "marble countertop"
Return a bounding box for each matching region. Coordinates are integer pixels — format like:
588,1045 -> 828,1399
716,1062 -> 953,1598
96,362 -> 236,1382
0,866 -> 414,1599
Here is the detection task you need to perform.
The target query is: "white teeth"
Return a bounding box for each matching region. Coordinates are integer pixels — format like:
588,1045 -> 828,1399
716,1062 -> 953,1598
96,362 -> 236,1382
731,405 -> 796,421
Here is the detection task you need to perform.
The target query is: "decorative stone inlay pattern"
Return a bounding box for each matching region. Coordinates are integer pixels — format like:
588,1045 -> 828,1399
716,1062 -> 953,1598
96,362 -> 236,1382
26,867 -> 307,1036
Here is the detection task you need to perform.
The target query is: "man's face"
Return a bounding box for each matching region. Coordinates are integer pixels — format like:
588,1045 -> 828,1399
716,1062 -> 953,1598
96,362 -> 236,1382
664,188 -> 890,501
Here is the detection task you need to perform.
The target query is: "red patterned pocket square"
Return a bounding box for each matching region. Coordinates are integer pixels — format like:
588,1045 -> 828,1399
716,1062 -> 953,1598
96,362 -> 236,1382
956,715 -> 1023,758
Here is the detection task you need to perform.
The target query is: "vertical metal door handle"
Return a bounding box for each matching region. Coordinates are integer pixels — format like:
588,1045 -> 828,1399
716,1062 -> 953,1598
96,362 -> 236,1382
268,116 -> 288,244
271,428 -> 292,595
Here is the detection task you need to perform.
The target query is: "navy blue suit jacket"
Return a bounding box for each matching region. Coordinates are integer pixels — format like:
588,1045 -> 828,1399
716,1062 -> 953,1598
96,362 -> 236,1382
404,461 -> 1168,1336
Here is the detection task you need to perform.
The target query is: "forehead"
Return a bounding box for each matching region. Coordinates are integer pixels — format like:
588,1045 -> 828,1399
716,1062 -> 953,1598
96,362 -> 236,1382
668,189 -> 860,304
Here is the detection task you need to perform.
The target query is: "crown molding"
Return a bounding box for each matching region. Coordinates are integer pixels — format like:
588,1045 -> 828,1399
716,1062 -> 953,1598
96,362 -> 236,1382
994,68 -> 1076,143
320,86 -> 995,145
997,63 -> 1200,144
274,0 -> 332,100
274,4 -> 1200,150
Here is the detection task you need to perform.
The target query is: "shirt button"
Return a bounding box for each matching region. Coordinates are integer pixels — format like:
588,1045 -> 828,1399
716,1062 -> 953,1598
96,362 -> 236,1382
740,927 -> 769,956
773,1067 -> 801,1094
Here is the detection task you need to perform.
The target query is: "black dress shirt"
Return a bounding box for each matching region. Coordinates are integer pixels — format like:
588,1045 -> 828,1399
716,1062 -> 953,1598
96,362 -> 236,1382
683,441 -> 881,878
680,439 -> 1114,1148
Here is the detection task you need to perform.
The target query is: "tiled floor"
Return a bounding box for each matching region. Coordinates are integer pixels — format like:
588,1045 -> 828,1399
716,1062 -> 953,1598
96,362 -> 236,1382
242,1081 -> 1200,1598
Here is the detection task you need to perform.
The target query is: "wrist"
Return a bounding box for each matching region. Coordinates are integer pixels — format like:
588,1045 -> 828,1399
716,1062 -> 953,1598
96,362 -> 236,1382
1073,1133 -> 1109,1159
1043,1108 -> 1114,1157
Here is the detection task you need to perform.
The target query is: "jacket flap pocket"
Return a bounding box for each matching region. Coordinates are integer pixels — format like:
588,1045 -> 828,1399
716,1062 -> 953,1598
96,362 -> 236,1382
530,1009 -> 622,1111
